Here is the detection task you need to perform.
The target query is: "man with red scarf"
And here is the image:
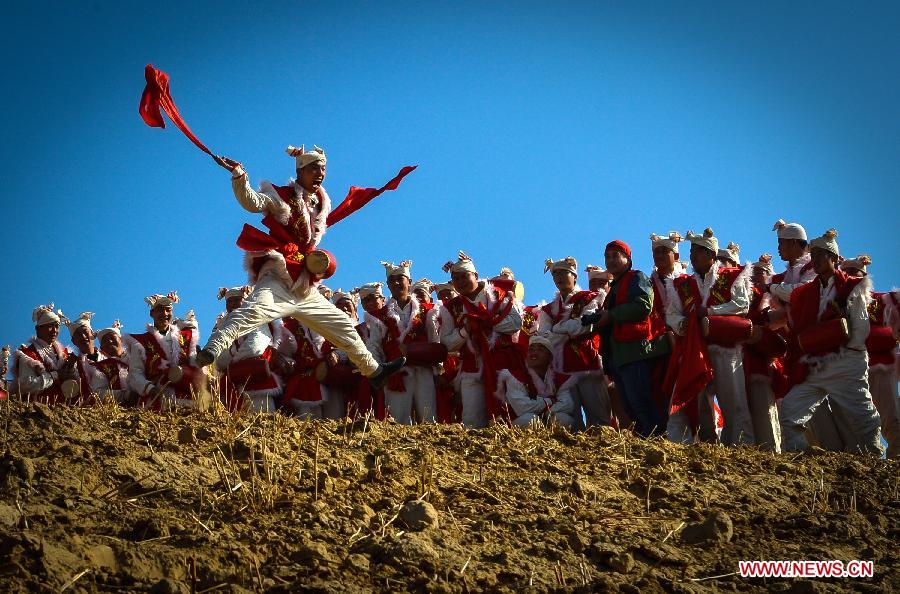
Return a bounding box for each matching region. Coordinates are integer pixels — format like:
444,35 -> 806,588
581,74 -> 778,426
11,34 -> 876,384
11,303 -> 76,404
439,251 -> 524,428
840,255 -> 900,458
537,256 -> 610,430
779,230 -> 882,454
665,228 -> 755,446
194,146 -> 404,389
762,219 -> 855,451
125,292 -> 207,411
90,321 -> 134,405
496,335 -> 578,430
583,241 -> 671,437
372,261 -> 441,424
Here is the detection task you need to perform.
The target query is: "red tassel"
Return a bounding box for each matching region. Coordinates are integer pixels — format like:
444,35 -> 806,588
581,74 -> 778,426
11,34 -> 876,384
139,64 -> 212,155
327,166 -> 417,226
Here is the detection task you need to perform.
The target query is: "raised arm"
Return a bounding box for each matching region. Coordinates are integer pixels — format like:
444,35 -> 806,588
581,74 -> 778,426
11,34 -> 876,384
212,155 -> 279,214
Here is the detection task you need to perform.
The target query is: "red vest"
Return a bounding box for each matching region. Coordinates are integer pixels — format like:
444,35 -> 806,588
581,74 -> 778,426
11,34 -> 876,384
130,328 -> 198,406
866,292 -> 897,367
542,291 -> 602,372
674,266 -> 744,311
238,184 -> 323,282
92,357 -> 128,390
789,271 -> 863,348
282,318 -> 325,402
16,343 -> 69,404
786,270 -> 864,385
608,270 -> 659,343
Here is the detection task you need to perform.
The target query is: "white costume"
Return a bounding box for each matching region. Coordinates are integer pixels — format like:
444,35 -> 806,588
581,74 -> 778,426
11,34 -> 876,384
769,219 -> 852,450
536,257 -> 610,430
497,369 -> 578,430
201,146 -> 380,378
125,294 -> 204,410
779,230 -> 882,455
365,262 -> 440,424
11,304 -> 71,401
439,252 -> 523,428
666,229 -> 755,446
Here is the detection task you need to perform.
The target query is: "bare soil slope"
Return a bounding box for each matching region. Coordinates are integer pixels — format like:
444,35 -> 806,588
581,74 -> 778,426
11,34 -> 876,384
0,401 -> 896,593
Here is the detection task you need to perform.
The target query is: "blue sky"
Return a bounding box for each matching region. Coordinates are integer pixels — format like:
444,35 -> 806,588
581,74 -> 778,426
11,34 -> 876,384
2,2 -> 898,348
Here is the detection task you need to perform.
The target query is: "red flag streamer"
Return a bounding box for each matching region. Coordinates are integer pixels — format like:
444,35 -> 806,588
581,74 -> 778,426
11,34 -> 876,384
139,64 -> 213,155
327,166 -> 417,226
663,314 -> 714,427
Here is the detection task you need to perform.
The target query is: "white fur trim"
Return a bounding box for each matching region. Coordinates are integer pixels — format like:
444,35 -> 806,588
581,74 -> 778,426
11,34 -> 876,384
390,296 -> 421,343
258,181 -> 292,225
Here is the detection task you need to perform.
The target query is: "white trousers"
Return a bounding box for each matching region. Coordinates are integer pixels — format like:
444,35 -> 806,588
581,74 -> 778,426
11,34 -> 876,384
459,374 -> 489,429
667,347 -> 755,446
204,273 -> 379,376
572,374 -> 611,430
806,400 -> 857,451
780,351 -> 883,455
870,366 -> 900,459
748,376 -> 781,452
384,366 -> 436,425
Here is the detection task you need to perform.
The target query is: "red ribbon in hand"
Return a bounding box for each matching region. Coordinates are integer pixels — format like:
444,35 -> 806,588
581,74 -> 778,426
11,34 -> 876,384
327,166 -> 417,226
139,64 -> 212,155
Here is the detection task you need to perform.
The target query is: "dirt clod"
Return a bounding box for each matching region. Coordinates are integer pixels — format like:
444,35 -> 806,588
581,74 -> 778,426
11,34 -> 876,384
681,510 -> 734,545
399,500 -> 439,531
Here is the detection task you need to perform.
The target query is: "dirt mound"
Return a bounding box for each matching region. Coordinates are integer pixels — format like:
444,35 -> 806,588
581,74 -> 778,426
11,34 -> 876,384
0,401 -> 896,592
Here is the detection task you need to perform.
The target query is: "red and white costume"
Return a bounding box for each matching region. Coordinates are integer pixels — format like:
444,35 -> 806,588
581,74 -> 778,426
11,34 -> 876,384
12,338 -> 70,404
125,293 -> 204,411
11,304 -> 71,404
496,336 -> 577,429
779,231 -> 882,455
87,321 -> 133,405
770,219 -> 853,451
279,317 -> 328,419
666,229 -> 755,446
60,311 -> 110,406
841,255 -> 900,458
742,254 -> 784,452
439,252 -> 525,428
201,146 -> 379,379
367,261 -> 441,424
214,285 -> 284,413
536,257 -> 610,429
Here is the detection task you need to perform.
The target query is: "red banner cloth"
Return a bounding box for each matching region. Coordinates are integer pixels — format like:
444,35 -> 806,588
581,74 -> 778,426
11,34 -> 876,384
327,166 -> 417,226
140,66 -> 415,224
139,64 -> 212,155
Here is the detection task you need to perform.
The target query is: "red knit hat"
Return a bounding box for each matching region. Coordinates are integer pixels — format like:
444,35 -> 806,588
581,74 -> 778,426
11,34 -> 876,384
605,240 -> 632,259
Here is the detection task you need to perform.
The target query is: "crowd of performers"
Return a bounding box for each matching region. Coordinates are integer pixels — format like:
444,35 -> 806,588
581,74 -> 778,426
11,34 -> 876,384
4,145 -> 898,458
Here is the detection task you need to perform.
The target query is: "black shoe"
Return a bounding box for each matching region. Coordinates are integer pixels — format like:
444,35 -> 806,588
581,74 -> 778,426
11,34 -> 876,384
194,349 -> 215,368
369,357 -> 407,389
